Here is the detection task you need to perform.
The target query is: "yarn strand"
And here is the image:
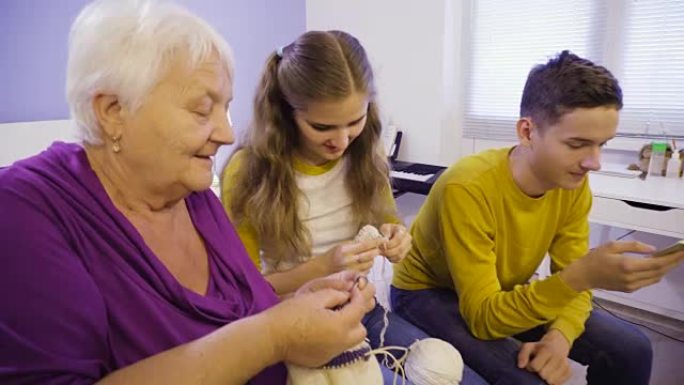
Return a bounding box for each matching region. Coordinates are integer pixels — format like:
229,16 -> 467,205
366,346 -> 408,385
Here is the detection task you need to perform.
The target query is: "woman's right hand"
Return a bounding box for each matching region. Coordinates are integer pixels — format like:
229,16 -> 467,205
317,239 -> 385,275
263,273 -> 376,368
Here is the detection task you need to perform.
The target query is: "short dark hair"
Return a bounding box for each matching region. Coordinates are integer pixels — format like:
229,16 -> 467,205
520,50 -> 622,128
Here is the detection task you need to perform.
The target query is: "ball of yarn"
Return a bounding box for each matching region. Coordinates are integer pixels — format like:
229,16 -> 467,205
404,338 -> 463,385
354,224 -> 386,242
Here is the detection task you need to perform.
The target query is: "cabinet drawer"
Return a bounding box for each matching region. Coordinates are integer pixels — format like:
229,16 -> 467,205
590,196 -> 684,238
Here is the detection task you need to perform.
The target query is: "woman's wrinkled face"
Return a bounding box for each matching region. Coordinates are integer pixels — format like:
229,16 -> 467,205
118,50 -> 234,194
292,92 -> 369,166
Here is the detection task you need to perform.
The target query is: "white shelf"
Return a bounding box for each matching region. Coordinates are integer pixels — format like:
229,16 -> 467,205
589,173 -> 684,210
588,173 -> 684,239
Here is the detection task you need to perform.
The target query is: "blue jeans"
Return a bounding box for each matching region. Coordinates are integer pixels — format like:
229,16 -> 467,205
363,302 -> 488,385
391,286 -> 653,385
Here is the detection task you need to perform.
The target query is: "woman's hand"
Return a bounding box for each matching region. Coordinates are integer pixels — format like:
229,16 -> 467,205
379,224 -> 412,263
264,273 -> 376,368
297,270 -> 363,295
317,239 -> 384,275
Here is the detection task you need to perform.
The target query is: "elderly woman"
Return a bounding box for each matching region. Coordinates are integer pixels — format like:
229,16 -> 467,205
0,1 -> 375,384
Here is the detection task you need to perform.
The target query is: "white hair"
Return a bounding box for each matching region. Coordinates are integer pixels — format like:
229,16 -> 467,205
66,0 -> 234,144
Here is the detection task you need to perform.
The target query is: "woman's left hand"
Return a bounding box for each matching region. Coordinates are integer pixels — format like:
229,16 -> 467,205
296,270 -> 362,295
378,223 -> 412,263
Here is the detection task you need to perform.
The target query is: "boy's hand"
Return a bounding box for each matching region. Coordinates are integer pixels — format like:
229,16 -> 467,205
517,329 -> 572,385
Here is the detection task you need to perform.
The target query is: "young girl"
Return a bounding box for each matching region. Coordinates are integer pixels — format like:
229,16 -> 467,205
222,30 -> 486,385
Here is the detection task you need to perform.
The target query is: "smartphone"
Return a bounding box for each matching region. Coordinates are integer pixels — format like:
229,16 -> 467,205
651,240 -> 684,257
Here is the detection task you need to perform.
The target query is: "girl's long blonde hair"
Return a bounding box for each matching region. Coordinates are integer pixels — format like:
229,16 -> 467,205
227,30 -> 395,261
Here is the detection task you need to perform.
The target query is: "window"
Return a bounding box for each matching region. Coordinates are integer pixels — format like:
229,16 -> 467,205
463,0 -> 684,140
619,0 -> 684,137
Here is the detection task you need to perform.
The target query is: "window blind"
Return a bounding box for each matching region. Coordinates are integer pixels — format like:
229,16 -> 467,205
463,0 -> 605,140
619,0 -> 684,138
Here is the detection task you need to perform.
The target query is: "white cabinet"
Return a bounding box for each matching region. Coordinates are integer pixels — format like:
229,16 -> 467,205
588,173 -> 684,238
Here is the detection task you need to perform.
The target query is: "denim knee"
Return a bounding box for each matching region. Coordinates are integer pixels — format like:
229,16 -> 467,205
618,328 -> 653,368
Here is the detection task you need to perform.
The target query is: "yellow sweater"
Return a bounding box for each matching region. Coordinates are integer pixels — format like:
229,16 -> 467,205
222,150 -> 399,272
392,147 -> 592,344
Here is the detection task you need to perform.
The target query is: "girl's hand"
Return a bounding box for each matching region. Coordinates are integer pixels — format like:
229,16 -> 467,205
379,224 -> 412,263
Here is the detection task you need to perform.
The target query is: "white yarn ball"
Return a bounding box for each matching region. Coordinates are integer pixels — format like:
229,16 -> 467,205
354,224 -> 385,242
404,338 -> 463,385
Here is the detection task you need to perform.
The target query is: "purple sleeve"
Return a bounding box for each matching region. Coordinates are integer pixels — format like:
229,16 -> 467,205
0,184 -> 110,384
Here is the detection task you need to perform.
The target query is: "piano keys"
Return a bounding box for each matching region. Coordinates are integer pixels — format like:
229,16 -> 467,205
390,160 -> 446,196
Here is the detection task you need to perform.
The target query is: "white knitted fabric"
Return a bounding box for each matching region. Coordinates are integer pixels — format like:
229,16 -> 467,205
287,341 -> 383,385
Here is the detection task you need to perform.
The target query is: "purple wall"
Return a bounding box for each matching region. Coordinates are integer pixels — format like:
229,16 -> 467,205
0,0 -> 305,134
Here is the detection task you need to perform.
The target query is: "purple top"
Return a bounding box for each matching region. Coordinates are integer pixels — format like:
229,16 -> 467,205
0,142 -> 286,384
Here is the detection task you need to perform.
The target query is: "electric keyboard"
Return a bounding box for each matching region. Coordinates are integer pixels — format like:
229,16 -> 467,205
390,160 -> 446,195
390,170 -> 434,182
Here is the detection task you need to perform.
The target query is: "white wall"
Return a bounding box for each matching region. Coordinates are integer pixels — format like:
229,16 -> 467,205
306,0 -> 466,166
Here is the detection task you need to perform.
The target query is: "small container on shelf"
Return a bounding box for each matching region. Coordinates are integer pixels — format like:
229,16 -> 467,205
647,142 -> 668,177
667,151 -> 683,179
